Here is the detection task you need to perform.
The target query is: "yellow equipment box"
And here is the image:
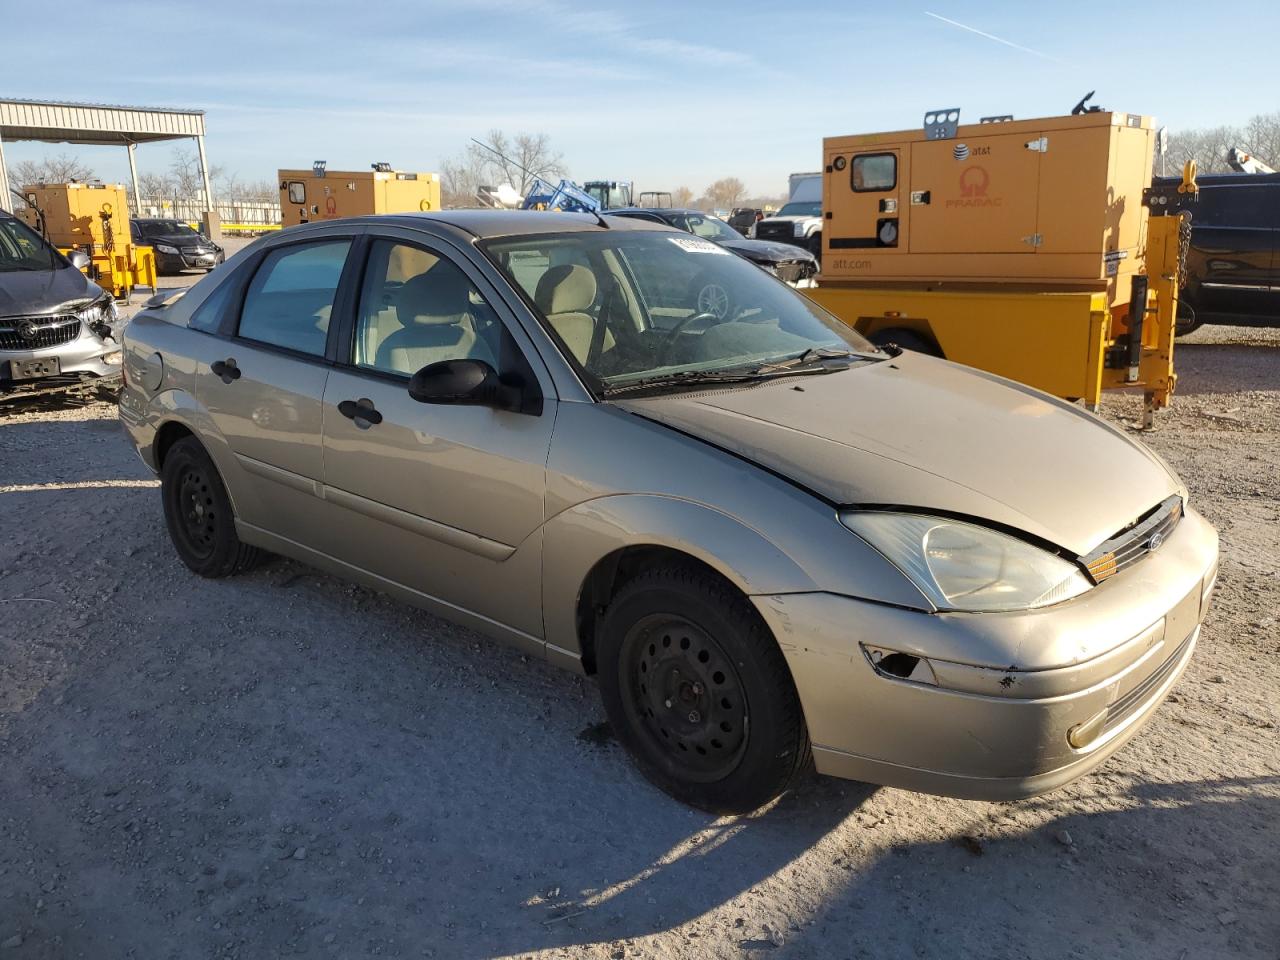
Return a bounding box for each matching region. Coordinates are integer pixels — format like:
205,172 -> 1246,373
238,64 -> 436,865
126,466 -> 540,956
278,165 -> 441,227
822,110 -> 1156,297
807,107 -> 1196,427
18,181 -> 156,300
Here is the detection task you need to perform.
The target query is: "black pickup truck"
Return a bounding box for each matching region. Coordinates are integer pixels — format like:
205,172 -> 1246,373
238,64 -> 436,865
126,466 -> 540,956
1157,172 -> 1280,334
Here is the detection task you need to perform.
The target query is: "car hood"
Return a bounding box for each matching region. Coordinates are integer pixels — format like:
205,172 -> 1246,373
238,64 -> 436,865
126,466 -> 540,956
147,234 -> 213,248
613,355 -> 1182,556
718,237 -> 817,263
759,215 -> 820,225
0,264 -> 102,316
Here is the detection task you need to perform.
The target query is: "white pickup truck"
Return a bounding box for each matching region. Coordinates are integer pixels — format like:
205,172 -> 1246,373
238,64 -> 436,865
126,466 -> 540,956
749,172 -> 823,259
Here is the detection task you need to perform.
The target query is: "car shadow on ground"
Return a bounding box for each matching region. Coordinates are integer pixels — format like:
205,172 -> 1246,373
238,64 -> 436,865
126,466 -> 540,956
765,776 -> 1279,960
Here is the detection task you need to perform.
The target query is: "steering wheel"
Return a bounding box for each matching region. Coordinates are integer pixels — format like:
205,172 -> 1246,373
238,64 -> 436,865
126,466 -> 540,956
657,311 -> 725,367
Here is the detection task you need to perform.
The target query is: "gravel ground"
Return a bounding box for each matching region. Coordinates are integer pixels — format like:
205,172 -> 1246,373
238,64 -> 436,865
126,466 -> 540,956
0,319 -> 1277,960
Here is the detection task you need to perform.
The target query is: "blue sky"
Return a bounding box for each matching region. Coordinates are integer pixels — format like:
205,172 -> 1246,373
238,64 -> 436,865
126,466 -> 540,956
2,0 -> 1274,197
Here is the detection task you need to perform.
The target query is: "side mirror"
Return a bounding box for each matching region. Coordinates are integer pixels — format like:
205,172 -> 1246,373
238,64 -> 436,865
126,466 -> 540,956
408,358 -> 526,412
66,249 -> 90,271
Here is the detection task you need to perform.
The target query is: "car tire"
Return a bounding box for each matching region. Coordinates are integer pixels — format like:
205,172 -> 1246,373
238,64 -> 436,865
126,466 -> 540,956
596,565 -> 811,813
161,437 -> 264,578
688,273 -> 735,322
869,326 -> 944,358
1175,302 -> 1203,337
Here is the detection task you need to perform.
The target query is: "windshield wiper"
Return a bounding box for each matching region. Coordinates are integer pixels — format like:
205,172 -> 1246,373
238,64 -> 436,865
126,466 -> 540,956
750,347 -> 861,375
602,370 -> 766,397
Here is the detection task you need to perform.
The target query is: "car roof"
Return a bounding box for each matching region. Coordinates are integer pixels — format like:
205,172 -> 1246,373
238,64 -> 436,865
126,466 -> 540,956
374,209 -> 674,238
610,207 -> 719,218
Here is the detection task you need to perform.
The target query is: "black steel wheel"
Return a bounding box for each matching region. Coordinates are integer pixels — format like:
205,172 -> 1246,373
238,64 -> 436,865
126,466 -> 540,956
621,613 -> 750,783
597,566 -> 811,813
160,436 -> 264,578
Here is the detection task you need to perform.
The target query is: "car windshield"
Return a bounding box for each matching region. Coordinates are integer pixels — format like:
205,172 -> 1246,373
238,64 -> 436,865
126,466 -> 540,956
483,230 -> 878,394
681,214 -> 740,243
776,202 -> 821,217
0,216 -> 64,273
142,220 -> 199,237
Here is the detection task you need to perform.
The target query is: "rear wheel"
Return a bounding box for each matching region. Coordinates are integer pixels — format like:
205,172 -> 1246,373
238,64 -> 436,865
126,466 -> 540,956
597,566 -> 811,813
161,437 -> 264,578
869,326 -> 943,358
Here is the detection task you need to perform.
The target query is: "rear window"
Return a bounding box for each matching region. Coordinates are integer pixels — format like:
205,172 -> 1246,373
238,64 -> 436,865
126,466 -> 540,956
237,241 -> 351,356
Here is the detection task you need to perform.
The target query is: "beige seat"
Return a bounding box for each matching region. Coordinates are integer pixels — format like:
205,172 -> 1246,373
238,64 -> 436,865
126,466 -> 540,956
534,263 -> 613,364
374,266 -> 495,375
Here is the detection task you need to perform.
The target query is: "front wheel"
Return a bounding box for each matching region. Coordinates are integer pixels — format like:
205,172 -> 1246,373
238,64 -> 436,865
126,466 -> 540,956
597,566 -> 811,813
161,437 -> 264,578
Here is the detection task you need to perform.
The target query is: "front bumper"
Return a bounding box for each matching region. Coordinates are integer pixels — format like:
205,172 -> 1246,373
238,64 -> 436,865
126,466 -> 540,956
1,322 -> 123,390
753,506 -> 1219,800
156,249 -> 221,272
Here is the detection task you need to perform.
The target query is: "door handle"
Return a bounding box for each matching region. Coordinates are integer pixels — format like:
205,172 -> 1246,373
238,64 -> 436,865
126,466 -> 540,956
210,358 -> 241,384
337,398 -> 383,428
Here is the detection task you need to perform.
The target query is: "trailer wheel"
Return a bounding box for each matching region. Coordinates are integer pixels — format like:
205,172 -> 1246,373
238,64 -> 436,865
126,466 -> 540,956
870,327 -> 943,358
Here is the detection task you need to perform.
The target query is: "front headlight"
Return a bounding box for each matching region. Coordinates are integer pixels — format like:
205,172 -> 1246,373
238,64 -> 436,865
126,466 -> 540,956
78,297 -> 120,339
841,512 -> 1091,612
155,243 -> 179,254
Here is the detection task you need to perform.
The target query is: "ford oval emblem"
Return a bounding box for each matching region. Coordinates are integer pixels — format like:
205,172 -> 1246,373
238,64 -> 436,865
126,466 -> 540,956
1148,531 -> 1165,552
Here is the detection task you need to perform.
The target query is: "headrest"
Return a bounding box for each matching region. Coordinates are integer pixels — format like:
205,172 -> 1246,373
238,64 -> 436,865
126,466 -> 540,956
398,265 -> 473,326
534,263 -> 597,315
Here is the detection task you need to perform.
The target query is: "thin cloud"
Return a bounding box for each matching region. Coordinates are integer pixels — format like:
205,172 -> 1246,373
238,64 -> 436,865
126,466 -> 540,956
924,11 -> 1065,63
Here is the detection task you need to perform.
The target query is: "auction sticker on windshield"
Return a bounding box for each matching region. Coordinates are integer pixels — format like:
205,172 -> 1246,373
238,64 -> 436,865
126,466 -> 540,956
669,237 -> 729,255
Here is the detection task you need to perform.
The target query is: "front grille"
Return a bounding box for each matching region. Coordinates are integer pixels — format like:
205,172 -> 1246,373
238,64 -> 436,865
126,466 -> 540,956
756,221 -> 798,244
1102,626 -> 1195,734
1082,496 -> 1183,583
0,316 -> 82,352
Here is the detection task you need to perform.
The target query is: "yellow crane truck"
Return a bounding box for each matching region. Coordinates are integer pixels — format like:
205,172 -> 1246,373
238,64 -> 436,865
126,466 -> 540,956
805,107 -> 1197,426
278,162 -> 441,228
18,181 -> 157,300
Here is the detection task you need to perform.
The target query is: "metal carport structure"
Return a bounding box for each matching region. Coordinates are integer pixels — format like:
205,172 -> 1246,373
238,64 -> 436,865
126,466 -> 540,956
0,98 -> 215,232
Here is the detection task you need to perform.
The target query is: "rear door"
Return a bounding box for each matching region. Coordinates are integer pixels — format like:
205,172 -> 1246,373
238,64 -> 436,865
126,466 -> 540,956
194,231 -> 360,540
1185,177 -> 1280,317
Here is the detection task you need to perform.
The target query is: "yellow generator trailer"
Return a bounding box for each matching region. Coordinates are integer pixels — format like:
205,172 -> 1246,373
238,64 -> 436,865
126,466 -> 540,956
806,108 -> 1196,425
18,181 -> 157,300
278,163 -> 441,228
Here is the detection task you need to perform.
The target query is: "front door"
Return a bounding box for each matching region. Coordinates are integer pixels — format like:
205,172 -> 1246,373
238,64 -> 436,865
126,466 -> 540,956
318,234 -> 556,645
194,235 -> 357,540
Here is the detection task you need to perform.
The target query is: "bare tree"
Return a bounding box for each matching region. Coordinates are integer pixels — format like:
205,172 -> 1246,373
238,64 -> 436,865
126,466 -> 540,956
700,177 -> 747,212
671,185 -> 695,208
9,153 -> 96,187
442,130 -> 567,206
441,148 -> 492,208
1240,111 -> 1280,168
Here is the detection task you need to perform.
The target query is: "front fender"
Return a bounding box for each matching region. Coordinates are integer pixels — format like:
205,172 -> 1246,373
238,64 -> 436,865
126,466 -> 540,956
541,493 -> 821,662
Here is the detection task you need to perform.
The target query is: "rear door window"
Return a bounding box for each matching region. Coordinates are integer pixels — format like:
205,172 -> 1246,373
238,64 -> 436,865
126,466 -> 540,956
237,240 -> 352,357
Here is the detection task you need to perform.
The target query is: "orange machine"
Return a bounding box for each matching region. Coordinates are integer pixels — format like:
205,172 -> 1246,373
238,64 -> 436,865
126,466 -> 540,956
278,163 -> 441,227
807,108 -> 1195,425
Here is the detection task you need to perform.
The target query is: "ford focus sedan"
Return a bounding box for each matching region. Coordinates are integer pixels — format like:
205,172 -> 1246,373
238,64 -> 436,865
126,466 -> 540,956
119,212 -> 1218,813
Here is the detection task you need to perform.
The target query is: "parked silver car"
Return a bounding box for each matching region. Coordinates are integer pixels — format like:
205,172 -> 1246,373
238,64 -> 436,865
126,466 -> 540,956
119,212 -> 1218,812
1,209 -> 124,395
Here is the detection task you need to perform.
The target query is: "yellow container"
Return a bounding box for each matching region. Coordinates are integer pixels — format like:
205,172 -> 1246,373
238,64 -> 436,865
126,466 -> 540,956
18,181 -> 131,254
821,111 -> 1156,306
278,168 -> 441,227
